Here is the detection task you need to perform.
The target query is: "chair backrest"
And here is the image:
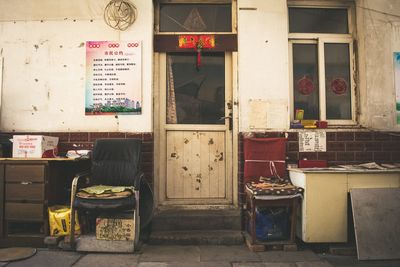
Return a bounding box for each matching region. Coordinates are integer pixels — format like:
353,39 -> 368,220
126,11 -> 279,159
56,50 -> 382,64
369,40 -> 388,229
243,137 -> 287,183
91,138 -> 142,186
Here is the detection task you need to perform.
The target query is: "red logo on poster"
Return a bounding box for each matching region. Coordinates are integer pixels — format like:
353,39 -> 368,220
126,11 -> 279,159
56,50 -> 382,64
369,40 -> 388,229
331,78 -> 348,95
108,43 -> 119,48
88,43 -> 100,48
296,76 -> 314,95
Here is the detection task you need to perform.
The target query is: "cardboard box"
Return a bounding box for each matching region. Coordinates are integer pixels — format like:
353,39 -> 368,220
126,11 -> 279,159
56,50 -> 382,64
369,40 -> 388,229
12,135 -> 59,158
96,216 -> 135,241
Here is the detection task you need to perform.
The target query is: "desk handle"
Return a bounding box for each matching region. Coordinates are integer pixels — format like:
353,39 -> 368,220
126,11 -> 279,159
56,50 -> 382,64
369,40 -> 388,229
20,181 -> 32,185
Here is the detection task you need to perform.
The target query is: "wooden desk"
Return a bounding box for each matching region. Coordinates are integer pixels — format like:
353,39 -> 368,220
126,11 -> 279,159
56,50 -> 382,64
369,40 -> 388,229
0,158 -> 89,247
289,168 -> 400,243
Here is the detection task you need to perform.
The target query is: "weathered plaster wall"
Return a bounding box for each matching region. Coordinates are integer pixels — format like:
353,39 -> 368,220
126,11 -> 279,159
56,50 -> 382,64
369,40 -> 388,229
0,0 -> 153,132
237,0 -> 400,132
1,0 -> 400,133
237,0 -> 289,132
357,0 -> 400,130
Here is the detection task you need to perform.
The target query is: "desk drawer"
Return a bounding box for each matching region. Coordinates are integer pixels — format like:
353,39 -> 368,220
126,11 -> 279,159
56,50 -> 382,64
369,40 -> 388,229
5,183 -> 45,201
5,203 -> 44,221
5,165 -> 45,182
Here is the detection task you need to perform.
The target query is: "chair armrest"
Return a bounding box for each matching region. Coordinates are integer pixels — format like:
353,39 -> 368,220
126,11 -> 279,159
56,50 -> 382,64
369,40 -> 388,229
70,171 -> 91,207
134,172 -> 144,190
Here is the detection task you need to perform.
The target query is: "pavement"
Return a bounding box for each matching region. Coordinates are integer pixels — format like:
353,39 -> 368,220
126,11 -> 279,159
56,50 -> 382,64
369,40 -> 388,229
1,245 -> 400,267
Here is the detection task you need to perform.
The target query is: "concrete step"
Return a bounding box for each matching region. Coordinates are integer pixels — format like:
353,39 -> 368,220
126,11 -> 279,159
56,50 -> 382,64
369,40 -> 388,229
151,209 -> 242,231
74,234 -> 135,253
148,230 -> 244,245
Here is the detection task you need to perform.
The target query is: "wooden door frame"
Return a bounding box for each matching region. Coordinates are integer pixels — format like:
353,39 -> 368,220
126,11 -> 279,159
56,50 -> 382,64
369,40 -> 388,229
153,51 -> 239,209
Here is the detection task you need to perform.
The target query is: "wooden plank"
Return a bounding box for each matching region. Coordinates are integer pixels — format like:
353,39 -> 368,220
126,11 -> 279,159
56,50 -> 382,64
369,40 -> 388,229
199,132 -> 210,198
207,132 -> 218,198
154,34 -> 238,52
182,131 -> 193,198
175,131 -> 185,198
166,131 -> 183,198
217,132 -> 225,198
350,188 -> 400,260
190,132 -> 202,198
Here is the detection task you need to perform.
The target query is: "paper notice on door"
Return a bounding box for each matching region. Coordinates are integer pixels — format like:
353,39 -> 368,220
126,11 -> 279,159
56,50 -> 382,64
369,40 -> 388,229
299,131 -> 327,152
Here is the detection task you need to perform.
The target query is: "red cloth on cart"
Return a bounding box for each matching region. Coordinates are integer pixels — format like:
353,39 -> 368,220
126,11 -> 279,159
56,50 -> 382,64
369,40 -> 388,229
243,138 -> 287,183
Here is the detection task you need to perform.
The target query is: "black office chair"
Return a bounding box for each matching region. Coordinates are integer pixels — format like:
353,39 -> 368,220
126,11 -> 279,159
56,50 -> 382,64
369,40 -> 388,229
69,138 -> 150,249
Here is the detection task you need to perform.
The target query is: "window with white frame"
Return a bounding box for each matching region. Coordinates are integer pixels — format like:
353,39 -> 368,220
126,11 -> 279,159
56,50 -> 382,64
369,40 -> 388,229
288,5 -> 355,124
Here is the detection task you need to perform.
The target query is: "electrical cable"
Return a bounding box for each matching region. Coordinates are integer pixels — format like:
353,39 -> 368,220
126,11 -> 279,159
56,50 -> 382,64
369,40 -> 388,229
104,0 -> 137,31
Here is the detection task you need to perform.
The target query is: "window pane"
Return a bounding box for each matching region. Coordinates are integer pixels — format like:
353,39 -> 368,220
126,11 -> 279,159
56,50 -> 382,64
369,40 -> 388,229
293,44 -> 319,120
289,8 -> 348,34
160,4 -> 231,32
325,43 -> 352,120
166,53 -> 225,124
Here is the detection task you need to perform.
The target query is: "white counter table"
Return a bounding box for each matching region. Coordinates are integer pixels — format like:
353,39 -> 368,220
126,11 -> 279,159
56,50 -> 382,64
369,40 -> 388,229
289,167 -> 400,243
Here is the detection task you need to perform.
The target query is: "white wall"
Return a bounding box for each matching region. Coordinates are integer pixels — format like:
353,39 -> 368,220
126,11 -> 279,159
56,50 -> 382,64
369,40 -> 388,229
237,0 -> 289,132
357,0 -> 400,130
0,0 -> 153,132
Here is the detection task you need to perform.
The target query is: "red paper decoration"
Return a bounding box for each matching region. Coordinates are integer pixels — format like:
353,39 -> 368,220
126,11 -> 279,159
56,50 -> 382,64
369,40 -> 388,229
331,78 -> 348,95
296,76 -> 314,95
178,35 -> 215,68
178,35 -> 215,49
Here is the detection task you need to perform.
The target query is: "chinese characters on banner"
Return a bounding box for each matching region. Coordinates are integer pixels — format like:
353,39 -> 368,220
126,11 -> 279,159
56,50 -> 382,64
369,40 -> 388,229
85,41 -> 142,115
394,52 -> 400,124
299,131 -> 327,152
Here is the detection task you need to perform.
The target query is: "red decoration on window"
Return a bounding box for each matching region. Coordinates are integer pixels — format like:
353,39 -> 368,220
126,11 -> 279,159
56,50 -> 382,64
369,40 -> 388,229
178,35 -> 215,69
296,76 -> 314,95
331,78 -> 348,95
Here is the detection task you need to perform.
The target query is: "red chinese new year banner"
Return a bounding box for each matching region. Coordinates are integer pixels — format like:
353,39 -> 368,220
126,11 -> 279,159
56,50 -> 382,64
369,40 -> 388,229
178,35 -> 215,49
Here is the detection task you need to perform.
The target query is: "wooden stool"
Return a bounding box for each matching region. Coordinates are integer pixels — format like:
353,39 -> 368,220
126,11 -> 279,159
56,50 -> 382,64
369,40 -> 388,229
244,190 -> 301,252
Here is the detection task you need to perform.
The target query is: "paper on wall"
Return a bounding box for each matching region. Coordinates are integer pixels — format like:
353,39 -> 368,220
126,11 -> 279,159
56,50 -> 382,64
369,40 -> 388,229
249,99 -> 288,129
299,131 -> 327,152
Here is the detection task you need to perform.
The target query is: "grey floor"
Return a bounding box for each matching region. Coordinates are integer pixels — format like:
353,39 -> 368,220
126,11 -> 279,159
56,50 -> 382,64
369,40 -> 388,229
2,245 -> 400,267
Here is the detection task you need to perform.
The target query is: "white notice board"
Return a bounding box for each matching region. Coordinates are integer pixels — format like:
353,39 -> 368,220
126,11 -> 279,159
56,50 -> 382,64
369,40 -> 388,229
299,131 -> 327,152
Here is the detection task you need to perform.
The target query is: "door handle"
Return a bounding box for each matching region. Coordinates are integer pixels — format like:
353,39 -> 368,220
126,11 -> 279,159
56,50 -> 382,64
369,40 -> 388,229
219,116 -> 232,120
219,113 -> 233,131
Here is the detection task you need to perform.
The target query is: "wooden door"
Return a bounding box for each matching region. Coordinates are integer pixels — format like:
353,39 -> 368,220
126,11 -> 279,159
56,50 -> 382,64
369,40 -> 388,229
158,52 -> 233,205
